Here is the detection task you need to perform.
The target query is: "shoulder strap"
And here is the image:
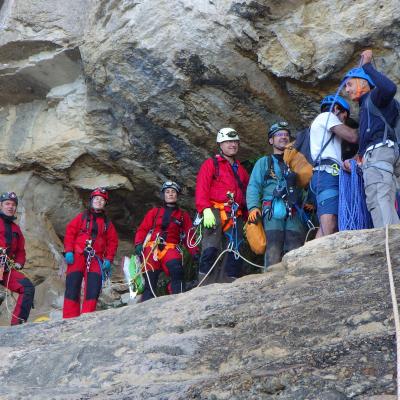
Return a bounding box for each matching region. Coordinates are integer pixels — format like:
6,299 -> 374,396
103,215 -> 110,233
151,207 -> 161,232
367,94 -> 391,143
313,133 -> 334,166
263,156 -> 273,182
212,156 -> 219,179
231,163 -> 245,194
81,210 -> 90,232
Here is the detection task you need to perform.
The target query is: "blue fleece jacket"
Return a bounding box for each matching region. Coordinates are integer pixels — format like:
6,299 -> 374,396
358,63 -> 398,155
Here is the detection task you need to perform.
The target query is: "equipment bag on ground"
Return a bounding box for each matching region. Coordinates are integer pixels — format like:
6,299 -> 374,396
245,219 -> 267,255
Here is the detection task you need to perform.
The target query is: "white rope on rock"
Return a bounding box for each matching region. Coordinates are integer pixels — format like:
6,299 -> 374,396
385,224 -> 400,400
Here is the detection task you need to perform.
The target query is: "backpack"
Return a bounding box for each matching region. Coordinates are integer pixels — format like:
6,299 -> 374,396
212,156 -> 245,194
283,127 -> 334,187
81,210 -> 110,239
366,95 -> 400,144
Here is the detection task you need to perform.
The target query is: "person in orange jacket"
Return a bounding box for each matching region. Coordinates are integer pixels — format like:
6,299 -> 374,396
195,128 -> 249,284
63,188 -> 118,318
0,191 -> 34,325
134,181 -> 197,301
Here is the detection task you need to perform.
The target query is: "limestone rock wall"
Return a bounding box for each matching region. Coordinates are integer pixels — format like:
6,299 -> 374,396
0,0 -> 399,321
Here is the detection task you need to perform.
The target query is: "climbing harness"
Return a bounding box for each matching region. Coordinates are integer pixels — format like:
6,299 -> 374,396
384,224 -> 400,400
0,249 -> 29,324
0,247 -> 8,280
338,160 -> 372,231
84,239 -> 95,272
223,194 -> 243,260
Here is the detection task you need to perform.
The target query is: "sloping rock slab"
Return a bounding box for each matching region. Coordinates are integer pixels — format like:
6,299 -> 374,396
0,227 -> 398,399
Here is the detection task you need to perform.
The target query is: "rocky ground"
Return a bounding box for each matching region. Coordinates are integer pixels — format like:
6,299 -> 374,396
0,0 -> 399,317
0,226 -> 399,399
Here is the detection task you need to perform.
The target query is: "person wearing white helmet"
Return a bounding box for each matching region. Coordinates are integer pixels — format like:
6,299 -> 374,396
195,127 -> 249,284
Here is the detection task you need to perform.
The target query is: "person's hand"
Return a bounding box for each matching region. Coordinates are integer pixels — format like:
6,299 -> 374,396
203,208 -> 216,228
14,263 -> 23,270
248,208 -> 261,223
134,244 -> 143,256
65,252 -> 74,265
343,159 -> 352,172
303,203 -> 315,212
102,259 -> 111,272
360,49 -> 373,65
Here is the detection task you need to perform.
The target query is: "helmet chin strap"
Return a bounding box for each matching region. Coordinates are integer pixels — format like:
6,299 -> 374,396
219,148 -> 235,160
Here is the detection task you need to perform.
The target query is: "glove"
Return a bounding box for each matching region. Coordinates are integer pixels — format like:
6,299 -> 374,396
203,208 -> 216,228
134,243 -> 143,256
14,263 -> 23,270
65,252 -> 74,265
248,208 -> 261,223
102,259 -> 111,272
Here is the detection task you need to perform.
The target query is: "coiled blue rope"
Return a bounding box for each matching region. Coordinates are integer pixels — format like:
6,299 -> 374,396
338,160 -> 372,230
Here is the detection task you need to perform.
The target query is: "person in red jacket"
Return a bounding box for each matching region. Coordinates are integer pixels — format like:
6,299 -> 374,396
195,127 -> 249,284
134,181 -> 197,301
0,192 -> 34,325
63,187 -> 118,318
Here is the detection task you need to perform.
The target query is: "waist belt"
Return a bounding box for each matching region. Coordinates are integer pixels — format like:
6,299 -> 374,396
313,160 -> 340,176
364,139 -> 395,156
211,201 -> 242,232
145,241 -> 176,261
262,200 -> 296,213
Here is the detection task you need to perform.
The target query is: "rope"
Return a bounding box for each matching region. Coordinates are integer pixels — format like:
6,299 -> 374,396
384,224 -> 400,400
187,224 -> 202,248
196,247 -> 265,288
338,160 -> 373,231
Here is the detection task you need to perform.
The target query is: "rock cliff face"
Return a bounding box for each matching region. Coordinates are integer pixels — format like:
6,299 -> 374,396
0,1 -> 399,320
0,227 -> 399,399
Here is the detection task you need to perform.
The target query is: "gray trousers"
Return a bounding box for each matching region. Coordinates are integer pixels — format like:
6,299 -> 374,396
362,145 -> 400,228
199,208 -> 244,284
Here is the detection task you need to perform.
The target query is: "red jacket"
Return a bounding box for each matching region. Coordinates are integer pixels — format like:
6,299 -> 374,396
195,155 -> 249,213
64,211 -> 118,261
0,214 -> 25,265
134,206 -> 196,255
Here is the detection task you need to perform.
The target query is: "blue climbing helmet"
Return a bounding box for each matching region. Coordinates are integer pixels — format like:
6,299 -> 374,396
320,94 -> 351,115
342,67 -> 375,88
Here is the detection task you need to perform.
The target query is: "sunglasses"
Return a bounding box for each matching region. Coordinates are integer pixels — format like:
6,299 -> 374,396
273,131 -> 290,137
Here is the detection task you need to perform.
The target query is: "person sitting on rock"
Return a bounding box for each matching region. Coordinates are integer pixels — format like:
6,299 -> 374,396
0,192 -> 35,325
246,122 -> 306,269
63,187 -> 118,318
195,128 -> 249,284
134,181 -> 197,301
310,95 -> 358,237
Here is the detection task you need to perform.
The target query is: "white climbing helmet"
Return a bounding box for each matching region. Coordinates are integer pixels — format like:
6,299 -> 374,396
216,127 -> 240,143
